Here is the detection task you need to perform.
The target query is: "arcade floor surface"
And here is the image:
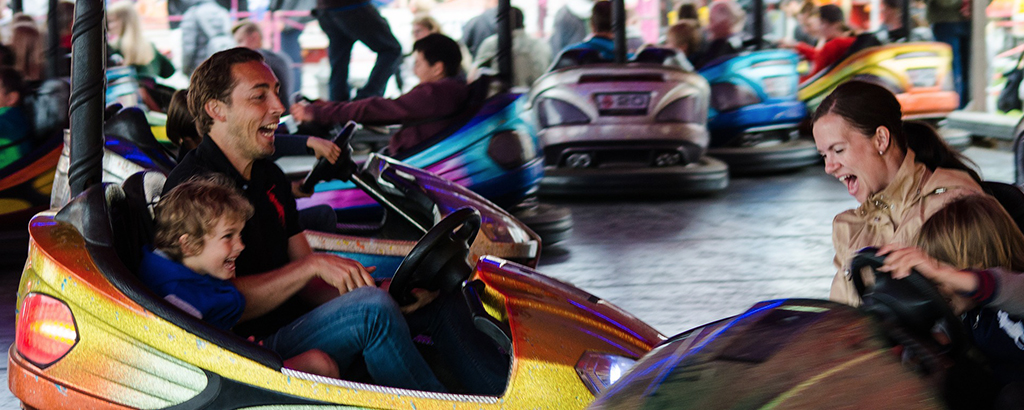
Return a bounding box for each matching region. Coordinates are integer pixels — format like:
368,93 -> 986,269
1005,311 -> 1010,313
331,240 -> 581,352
0,146 -> 1014,408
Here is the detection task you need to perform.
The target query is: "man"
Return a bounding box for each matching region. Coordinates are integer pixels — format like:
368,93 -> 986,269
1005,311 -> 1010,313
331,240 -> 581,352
165,48 -> 373,337
877,0 -> 933,43
461,0 -> 498,57
562,0 -> 615,61
232,20 -> 294,113
690,0 -> 746,68
167,48 -> 508,394
926,0 -> 970,107
472,7 -> 552,87
315,0 -> 401,101
290,34 -> 468,155
549,0 -> 593,56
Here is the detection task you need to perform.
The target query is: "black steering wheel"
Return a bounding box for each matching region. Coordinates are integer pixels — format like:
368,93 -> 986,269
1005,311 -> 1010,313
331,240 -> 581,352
300,121 -> 358,194
849,247 -> 968,357
389,208 -> 481,306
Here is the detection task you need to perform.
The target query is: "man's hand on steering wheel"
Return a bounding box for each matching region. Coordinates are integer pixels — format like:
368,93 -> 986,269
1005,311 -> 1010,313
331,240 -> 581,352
878,244 -> 978,314
306,137 -> 341,164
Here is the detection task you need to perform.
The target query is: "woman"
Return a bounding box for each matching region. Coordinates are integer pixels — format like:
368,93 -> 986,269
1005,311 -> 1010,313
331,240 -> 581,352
8,22 -> 43,83
787,4 -> 854,80
813,81 -> 983,306
107,1 -> 175,79
880,195 -> 1024,407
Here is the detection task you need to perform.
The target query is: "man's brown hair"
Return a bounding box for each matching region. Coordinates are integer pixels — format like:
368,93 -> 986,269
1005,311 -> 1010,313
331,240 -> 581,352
591,1 -> 613,34
187,47 -> 265,136
153,176 -> 254,261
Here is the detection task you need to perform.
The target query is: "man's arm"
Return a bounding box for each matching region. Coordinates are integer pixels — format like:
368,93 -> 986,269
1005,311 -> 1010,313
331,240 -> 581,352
301,82 -> 467,126
233,250 -> 374,321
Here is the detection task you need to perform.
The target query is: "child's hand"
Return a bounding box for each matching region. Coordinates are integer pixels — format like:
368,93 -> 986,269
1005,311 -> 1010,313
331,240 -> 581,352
399,288 -> 439,314
877,244 -> 980,313
306,137 -> 341,164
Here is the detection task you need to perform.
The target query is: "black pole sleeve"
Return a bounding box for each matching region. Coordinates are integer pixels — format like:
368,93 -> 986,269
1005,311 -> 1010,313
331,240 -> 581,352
752,0 -> 763,50
497,0 -> 512,89
68,0 -> 106,197
48,0 -> 61,79
11,0 -> 22,14
902,0 -> 910,40
613,0 -> 626,63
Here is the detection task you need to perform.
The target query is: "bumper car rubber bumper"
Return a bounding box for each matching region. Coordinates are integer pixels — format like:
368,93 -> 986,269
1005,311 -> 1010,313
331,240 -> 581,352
708,138 -> 820,174
539,156 -> 728,196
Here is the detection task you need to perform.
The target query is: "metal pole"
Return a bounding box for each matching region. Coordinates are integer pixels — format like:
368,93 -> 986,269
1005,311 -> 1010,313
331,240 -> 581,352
11,0 -> 22,14
901,0 -> 910,40
497,0 -> 512,89
68,0 -> 106,197
48,0 -> 60,79
752,0 -> 763,50
968,0 -> 986,111
612,0 -> 626,63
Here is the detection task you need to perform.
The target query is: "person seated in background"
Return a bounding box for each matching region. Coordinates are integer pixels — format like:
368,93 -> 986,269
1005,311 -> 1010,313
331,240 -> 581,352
107,1 -> 176,79
290,34 -> 469,156
879,195 -> 1024,408
664,20 -> 699,71
876,0 -> 933,43
472,7 -> 552,87
561,0 -> 617,61
140,177 -> 341,379
8,22 -> 43,83
232,20 -> 294,114
0,67 -> 31,168
690,0 -> 745,68
782,4 -> 854,80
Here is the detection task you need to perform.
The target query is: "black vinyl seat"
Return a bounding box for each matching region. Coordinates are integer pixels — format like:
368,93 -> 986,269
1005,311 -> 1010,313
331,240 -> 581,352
549,48 -> 608,72
104,106 -> 177,174
983,181 -> 1024,233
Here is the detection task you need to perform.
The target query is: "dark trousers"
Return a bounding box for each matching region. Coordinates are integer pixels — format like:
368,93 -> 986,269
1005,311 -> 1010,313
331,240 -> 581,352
316,4 -> 401,102
933,21 -> 972,108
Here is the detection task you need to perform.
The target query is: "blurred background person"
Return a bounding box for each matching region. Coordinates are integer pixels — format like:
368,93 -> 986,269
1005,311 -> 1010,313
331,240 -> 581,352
179,0 -> 234,76
664,20 -> 699,71
107,1 -> 176,79
8,22 -> 42,83
877,0 -> 933,42
783,4 -> 853,80
0,67 -> 31,167
461,0 -> 497,58
270,0 -> 315,95
472,7 -> 550,87
548,0 -> 592,58
926,0 -> 970,108
690,0 -> 745,68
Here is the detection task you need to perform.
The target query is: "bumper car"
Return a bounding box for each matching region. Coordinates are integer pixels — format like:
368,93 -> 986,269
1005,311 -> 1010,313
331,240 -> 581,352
292,80 -> 573,246
50,108 -> 543,274
587,249 -> 998,409
10,181 -> 660,408
798,38 -> 969,148
528,47 -> 729,196
0,79 -> 70,258
698,50 -> 819,174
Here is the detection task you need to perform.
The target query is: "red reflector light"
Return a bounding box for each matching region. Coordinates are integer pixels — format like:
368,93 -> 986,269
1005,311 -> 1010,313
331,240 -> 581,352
16,293 -> 78,368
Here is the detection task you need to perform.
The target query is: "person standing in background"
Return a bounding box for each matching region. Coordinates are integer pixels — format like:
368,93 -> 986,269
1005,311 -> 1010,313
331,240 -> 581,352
461,0 -> 497,57
926,0 -> 970,108
315,0 -> 401,101
549,0 -> 593,57
472,7 -> 551,87
179,0 -> 235,76
269,0 -> 315,94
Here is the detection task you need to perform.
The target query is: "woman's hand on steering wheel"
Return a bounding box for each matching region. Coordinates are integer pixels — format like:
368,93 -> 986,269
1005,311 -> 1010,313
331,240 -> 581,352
306,137 -> 341,164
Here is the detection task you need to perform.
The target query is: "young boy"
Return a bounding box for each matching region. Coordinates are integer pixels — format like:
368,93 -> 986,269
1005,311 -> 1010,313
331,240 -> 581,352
0,67 -> 31,169
139,176 -> 340,378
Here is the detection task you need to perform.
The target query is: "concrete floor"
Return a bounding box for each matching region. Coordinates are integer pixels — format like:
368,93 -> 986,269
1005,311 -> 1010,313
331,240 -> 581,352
0,146 -> 1014,407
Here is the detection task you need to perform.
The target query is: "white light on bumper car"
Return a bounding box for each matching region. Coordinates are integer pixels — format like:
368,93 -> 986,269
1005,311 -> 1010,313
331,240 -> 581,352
576,351 -> 637,395
565,152 -> 593,168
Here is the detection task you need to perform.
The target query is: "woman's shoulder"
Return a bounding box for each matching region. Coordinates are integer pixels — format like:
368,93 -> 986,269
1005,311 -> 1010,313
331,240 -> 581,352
924,166 -> 983,194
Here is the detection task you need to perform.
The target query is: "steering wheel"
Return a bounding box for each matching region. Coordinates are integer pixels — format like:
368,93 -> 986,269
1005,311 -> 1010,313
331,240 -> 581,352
300,121 -> 358,194
849,247 -> 968,357
389,208 -> 481,306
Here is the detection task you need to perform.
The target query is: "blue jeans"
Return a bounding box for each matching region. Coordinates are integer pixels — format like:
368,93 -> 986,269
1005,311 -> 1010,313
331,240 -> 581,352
262,287 -> 446,392
933,21 -> 971,108
316,4 -> 401,101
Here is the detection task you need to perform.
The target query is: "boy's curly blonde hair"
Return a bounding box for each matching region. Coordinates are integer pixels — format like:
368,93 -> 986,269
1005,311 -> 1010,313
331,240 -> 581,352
153,176 -> 254,261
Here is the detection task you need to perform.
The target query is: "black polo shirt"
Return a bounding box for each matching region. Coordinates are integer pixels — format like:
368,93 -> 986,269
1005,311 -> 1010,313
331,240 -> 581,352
163,136 -> 301,277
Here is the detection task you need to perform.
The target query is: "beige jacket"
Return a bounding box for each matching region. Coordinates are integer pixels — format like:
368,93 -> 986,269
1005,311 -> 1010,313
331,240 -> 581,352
829,151 -> 984,306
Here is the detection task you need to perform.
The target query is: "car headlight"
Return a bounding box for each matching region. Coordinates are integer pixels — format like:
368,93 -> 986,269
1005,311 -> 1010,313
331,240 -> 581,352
655,96 -> 706,123
16,293 -> 79,368
487,129 -> 538,170
535,97 -> 590,128
710,82 -> 760,113
576,351 -> 637,395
